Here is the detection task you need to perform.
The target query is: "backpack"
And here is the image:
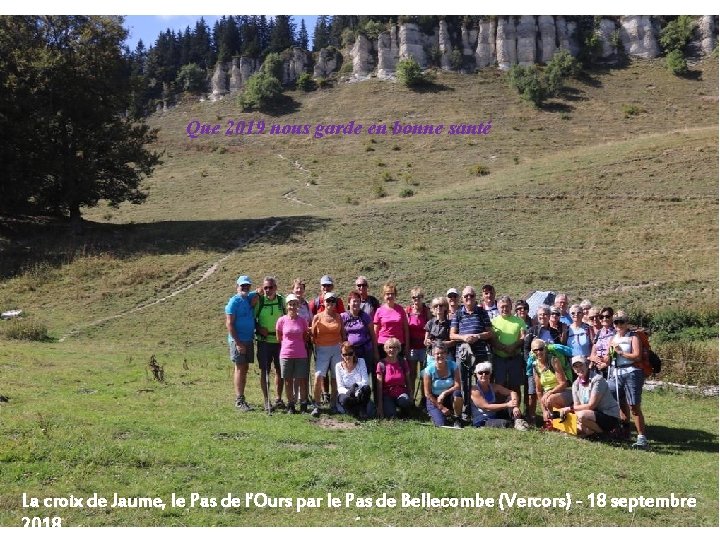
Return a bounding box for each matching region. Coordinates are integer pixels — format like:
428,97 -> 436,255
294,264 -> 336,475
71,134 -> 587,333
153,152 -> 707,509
631,328 -> 661,376
533,349 -> 573,386
257,293 -> 285,315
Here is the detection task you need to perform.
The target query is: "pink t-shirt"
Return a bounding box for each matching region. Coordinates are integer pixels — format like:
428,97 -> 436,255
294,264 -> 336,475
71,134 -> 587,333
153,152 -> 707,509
378,359 -> 408,398
373,304 -> 408,344
276,315 -> 308,359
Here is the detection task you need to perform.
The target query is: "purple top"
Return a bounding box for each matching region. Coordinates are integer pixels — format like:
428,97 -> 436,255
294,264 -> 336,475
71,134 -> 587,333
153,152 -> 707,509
341,311 -> 373,348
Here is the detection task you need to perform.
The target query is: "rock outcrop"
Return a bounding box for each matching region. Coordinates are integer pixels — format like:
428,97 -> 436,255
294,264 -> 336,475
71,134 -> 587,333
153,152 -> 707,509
538,15 -> 557,63
619,16 -> 660,58
698,15 -> 718,55
313,47 -> 341,78
556,17 -> 580,57
282,48 -> 311,85
461,25 -> 478,57
516,15 -> 537,65
596,18 -> 619,61
229,57 -> 259,92
350,34 -> 376,78
475,19 -> 496,68
399,23 -> 427,67
210,63 -> 228,100
377,26 -> 399,78
496,17 -> 517,70
438,20 -> 452,70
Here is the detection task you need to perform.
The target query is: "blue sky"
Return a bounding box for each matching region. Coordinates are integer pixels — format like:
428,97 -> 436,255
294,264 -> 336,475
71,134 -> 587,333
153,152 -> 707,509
123,15 -> 318,50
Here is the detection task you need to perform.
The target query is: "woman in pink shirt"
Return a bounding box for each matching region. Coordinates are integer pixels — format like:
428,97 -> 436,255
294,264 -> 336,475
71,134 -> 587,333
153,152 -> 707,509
373,281 -> 410,361
276,293 -> 310,414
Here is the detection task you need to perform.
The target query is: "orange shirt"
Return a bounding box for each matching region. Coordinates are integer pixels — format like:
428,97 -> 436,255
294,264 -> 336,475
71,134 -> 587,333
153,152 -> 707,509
312,312 -> 343,346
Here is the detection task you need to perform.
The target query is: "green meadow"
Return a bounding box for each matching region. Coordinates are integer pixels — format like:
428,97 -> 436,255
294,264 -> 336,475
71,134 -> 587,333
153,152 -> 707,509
0,57 -> 718,526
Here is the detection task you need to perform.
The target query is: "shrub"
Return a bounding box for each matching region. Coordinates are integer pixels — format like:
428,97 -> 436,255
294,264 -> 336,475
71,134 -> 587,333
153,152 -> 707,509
622,104 -> 646,118
261,52 -> 284,80
359,20 -> 385,40
175,63 -> 206,94
545,49 -> 580,79
666,49 -> 688,76
381,171 -> 393,182
240,71 -> 283,111
296,72 -> 315,91
396,58 -> 427,87
450,48 -> 463,71
508,65 -> 545,106
470,164 -> 490,176
660,16 -> 695,53
372,182 -> 387,198
1,319 -> 50,341
399,188 -> 415,198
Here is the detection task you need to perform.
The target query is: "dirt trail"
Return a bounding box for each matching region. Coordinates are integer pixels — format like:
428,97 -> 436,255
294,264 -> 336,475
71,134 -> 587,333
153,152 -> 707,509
59,219 -> 282,341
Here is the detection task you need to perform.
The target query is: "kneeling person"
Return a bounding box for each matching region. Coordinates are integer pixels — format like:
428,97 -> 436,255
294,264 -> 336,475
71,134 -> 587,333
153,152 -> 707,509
335,342 -> 374,419
423,343 -> 463,428
470,362 -> 525,428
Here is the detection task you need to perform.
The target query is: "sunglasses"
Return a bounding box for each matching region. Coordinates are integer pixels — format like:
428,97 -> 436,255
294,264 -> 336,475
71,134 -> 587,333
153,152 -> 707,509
356,283 -> 368,287
463,294 -> 475,299
613,319 -> 627,324
570,312 -> 581,316
412,295 -> 423,300
325,298 -> 337,303
588,316 -> 598,320
600,315 -> 612,320
532,348 -> 545,353
447,294 -> 458,299
516,306 -> 527,310
341,353 -> 354,358
240,284 -> 251,288
476,371 -> 490,375
431,304 -> 442,309
263,286 -> 275,291
386,345 -> 400,350
550,312 -> 560,316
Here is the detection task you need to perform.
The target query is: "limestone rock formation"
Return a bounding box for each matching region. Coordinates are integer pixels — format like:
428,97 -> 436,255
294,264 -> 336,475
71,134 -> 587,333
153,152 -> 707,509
351,34 -> 376,78
438,20 -> 452,70
210,63 -> 228,100
399,23 -> 427,67
476,19 -> 496,68
698,15 -> 718,55
496,17 -> 517,70
314,47 -> 341,78
462,25 -> 478,57
516,15 -> 537,65
377,26 -> 399,78
282,48 -> 310,85
556,17 -> 580,57
596,18 -> 618,61
538,15 -> 557,63
229,57 -> 259,92
619,16 -> 660,58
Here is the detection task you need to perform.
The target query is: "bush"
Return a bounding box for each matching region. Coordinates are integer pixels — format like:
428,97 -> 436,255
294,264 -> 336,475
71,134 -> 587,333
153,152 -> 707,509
399,188 -> 415,198
660,16 -> 695,53
372,182 -> 387,198
1,319 -> 50,341
450,48 -> 463,71
396,58 -> 427,88
296,72 -> 315,91
508,65 -> 545,106
654,340 -> 718,386
262,52 -> 284,80
622,103 -> 647,118
239,71 -> 283,111
175,63 -> 206,94
666,49 -> 688,76
470,164 -> 490,176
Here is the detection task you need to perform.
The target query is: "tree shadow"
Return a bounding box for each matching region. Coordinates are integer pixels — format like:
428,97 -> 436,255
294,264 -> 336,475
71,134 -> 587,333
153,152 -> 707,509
561,87 -> 589,102
681,69 -> 703,81
412,81 -> 454,93
646,424 -> 719,455
576,70 -> 603,88
541,100 -> 574,113
259,94 -> 302,116
0,215 -> 328,278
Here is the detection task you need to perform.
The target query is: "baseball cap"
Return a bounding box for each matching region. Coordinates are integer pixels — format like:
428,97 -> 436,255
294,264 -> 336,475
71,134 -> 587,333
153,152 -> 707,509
324,292 -> 338,301
285,293 -> 299,303
236,275 -> 252,286
320,275 -> 334,285
571,355 -> 588,366
446,288 -> 459,296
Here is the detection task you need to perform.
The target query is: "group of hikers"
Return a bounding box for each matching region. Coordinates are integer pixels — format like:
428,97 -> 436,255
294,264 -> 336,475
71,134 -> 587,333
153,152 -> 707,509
225,274 -> 651,449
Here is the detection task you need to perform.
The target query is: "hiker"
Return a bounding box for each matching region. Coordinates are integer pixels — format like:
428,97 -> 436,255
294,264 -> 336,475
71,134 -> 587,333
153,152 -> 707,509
470,361 -> 527,429
335,341 -> 374,419
406,286 -> 431,403
225,275 -> 258,411
515,299 -> 532,327
309,275 -> 345,315
291,278 -> 313,325
580,299 -> 593,325
549,306 -> 569,344
491,295 -> 527,406
586,307 -> 602,343
523,305 -> 561,423
276,293 -> 310,414
450,286 -> 494,420
355,275 -> 380,319
310,291 -> 346,417
567,304 -> 592,358
554,293 -> 572,326
558,356 -> 621,437
607,310 -> 650,450
424,296 -> 454,363
373,281 -> 410,360
376,338 -> 412,419
423,343 -> 463,428
342,290 -> 379,397
446,288 -> 460,320
530,338 -> 573,430
255,276 -> 286,411
481,283 -> 499,319
589,307 -> 615,378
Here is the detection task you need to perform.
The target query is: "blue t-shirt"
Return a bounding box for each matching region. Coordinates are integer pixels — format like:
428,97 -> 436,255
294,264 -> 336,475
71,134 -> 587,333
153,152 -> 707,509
451,306 -> 492,357
567,324 -> 591,357
225,292 -> 257,343
471,383 -> 497,426
425,360 -> 457,396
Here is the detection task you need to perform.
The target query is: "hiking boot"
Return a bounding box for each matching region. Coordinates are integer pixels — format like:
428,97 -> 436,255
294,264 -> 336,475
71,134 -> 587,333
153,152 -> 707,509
235,396 -> 252,412
631,437 -> 650,451
299,402 -> 309,414
452,417 -> 464,429
286,403 -> 297,414
274,398 -> 286,410
310,406 -> 320,418
514,418 -> 530,431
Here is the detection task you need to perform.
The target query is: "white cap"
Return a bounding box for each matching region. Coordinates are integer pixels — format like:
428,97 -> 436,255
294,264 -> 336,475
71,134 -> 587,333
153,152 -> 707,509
286,293 -> 299,303
320,275 -> 334,285
446,288 -> 459,296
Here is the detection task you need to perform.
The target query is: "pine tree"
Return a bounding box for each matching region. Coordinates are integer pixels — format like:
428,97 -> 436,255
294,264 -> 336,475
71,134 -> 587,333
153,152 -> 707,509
313,16 -> 330,51
297,19 -> 309,50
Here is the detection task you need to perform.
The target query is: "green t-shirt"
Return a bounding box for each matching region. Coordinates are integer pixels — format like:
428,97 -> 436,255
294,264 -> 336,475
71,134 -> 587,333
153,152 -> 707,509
254,294 -> 285,344
491,315 -> 527,358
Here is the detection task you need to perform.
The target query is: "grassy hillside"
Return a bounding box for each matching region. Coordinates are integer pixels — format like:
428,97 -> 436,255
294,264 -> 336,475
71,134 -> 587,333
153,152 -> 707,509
0,58 -> 717,527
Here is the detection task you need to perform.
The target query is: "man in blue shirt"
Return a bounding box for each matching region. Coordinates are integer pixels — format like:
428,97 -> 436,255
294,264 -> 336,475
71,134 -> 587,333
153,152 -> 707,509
225,275 -> 258,410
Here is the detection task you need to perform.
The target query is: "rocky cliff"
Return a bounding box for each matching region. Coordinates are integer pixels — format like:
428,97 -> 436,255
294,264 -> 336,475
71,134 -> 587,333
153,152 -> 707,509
209,16 -> 718,98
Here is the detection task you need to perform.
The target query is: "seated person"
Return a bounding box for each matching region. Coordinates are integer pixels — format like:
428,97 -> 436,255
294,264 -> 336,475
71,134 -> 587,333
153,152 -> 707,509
423,343 -> 463,428
470,362 -> 527,429
530,338 -> 573,430
559,356 -> 621,437
376,338 -> 412,419
335,341 -> 374,419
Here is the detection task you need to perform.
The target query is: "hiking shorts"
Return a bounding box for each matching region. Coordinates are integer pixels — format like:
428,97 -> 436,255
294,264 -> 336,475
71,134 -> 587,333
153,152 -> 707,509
315,344 -> 342,378
229,340 -> 254,365
280,357 -> 309,379
492,353 -> 524,389
608,367 -> 644,406
257,341 -> 281,373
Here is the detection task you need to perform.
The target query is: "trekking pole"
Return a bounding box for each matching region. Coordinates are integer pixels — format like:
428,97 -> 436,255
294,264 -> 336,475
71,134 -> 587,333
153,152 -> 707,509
264,360 -> 272,415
